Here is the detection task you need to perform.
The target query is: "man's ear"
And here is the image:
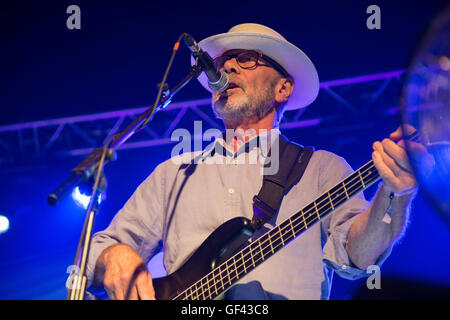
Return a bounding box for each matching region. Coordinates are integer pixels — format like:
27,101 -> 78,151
275,77 -> 294,103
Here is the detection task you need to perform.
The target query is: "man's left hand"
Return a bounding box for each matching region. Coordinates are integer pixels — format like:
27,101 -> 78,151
372,125 -> 432,196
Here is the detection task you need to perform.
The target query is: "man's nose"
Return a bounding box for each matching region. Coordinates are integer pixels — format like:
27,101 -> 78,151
222,57 -> 240,74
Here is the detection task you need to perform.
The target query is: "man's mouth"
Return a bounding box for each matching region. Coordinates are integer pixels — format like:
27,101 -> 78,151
220,82 -> 241,97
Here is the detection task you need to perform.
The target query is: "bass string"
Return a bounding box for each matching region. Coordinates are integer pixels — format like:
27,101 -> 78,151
176,161 -> 380,300
199,167 -> 380,300
179,131 -> 420,299
178,163 -> 379,300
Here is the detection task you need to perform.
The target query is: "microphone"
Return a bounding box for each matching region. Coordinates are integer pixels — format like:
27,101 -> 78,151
183,34 -> 229,92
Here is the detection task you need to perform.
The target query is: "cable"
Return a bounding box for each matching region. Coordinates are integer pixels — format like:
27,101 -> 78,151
138,32 -> 189,131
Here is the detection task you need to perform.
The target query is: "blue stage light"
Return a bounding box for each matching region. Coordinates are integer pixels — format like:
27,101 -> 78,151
71,186 -> 102,210
0,215 -> 10,234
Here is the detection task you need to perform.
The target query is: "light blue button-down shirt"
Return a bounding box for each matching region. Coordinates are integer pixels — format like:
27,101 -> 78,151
86,129 -> 390,299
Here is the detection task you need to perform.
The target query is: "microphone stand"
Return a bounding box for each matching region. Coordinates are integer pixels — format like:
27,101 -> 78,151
57,64 -> 202,300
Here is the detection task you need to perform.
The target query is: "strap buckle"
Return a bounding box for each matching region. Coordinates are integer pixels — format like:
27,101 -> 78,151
251,195 -> 276,230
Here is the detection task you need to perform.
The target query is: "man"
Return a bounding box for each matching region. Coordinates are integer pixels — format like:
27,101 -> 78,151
85,23 -> 422,300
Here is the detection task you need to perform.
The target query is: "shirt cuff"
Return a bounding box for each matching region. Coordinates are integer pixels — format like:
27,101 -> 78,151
322,216 -> 392,280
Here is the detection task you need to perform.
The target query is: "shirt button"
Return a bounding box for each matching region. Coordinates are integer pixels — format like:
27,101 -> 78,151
228,188 -> 235,195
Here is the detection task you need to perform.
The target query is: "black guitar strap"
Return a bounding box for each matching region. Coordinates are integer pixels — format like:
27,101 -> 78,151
251,134 -> 314,231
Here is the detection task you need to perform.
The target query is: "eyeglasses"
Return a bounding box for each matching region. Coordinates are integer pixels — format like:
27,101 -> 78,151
213,50 -> 290,78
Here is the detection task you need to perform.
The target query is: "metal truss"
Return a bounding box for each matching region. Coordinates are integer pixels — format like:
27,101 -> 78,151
0,69 -> 406,167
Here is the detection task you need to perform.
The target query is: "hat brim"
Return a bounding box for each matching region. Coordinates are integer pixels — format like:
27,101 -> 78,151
191,32 -> 319,110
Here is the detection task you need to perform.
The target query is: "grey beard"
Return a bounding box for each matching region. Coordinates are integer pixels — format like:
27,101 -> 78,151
213,86 -> 276,123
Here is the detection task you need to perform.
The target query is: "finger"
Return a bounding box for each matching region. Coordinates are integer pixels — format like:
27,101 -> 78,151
105,285 -> 117,300
112,270 -> 141,300
404,140 -> 428,155
110,284 -> 124,300
125,286 -> 139,300
372,150 -> 398,183
104,273 -> 122,300
136,271 -> 156,300
373,141 -> 403,177
380,139 -> 413,173
389,126 -> 403,141
390,124 -> 417,141
399,139 -> 429,162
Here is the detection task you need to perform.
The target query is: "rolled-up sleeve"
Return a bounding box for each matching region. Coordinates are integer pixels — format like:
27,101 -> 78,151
85,163 -> 165,288
319,154 -> 391,280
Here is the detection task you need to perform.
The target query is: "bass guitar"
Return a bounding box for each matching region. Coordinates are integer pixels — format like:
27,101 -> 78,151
146,132 -> 418,300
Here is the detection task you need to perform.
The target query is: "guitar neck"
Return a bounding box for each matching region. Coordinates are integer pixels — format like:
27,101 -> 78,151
171,130 -> 419,300
172,159 -> 380,300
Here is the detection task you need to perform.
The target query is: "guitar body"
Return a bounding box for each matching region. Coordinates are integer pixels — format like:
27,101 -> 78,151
152,217 -> 255,300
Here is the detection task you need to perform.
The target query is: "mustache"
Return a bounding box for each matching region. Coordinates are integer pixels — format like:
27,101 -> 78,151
228,78 -> 244,90
215,78 -> 245,98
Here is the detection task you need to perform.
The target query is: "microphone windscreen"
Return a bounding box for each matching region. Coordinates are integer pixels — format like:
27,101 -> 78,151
208,71 -> 229,92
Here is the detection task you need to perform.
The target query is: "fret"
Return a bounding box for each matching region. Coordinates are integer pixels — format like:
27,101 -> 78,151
208,274 -> 215,299
211,268 -> 221,295
232,258 -> 239,280
270,228 -> 283,251
208,273 -> 217,299
314,201 -> 321,219
236,255 -> 245,276
214,272 -> 221,297
239,247 -> 248,269
357,169 -> 366,188
327,192 -> 334,210
248,244 -> 256,267
281,221 -> 294,244
302,199 -> 327,229
202,277 -> 210,300
359,163 -> 377,189
268,233 -> 275,254
196,282 -> 202,300
191,285 -> 197,300
258,239 -> 265,261
185,284 -> 193,300
188,282 -> 195,300
301,210 -> 308,229
250,241 -> 261,265
197,279 -> 205,300
346,173 -> 361,195
279,227 -> 285,246
328,184 -> 347,209
216,265 -> 224,292
240,251 -> 247,274
342,181 -> 349,199
289,219 -> 296,238
225,259 -> 236,286
225,259 -> 232,286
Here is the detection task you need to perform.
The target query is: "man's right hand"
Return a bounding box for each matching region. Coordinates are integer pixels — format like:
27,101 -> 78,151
94,243 -> 156,300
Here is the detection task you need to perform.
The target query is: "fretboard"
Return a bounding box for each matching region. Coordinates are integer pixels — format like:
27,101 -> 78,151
172,159 -> 380,300
172,130 -> 419,300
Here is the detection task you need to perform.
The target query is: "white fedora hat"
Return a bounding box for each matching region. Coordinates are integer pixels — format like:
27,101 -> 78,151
192,23 -> 319,110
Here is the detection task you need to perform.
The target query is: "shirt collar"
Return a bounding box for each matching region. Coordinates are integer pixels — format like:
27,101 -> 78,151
200,127 -> 281,161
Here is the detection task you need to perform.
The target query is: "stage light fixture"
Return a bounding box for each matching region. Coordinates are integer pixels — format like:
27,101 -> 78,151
0,215 -> 10,234
71,186 -> 102,210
